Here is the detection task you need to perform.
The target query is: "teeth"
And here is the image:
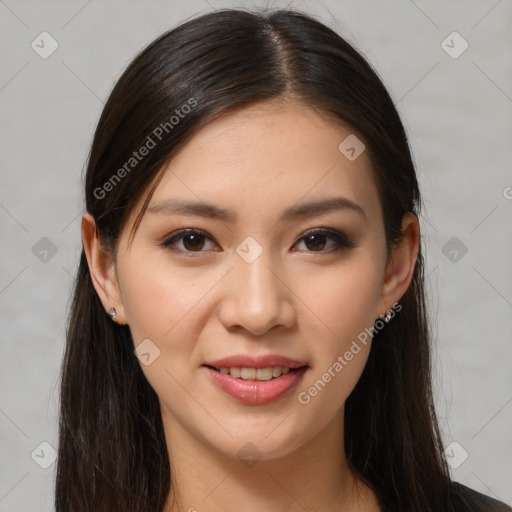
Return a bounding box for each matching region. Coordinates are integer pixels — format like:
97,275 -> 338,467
230,367 -> 241,378
256,368 -> 273,381
217,366 -> 293,380
240,367 -> 256,380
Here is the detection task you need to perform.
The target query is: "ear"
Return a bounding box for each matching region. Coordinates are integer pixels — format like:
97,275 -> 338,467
375,212 -> 420,318
82,212 -> 127,324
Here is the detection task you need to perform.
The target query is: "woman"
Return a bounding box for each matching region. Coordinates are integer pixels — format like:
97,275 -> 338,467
55,8 -> 511,512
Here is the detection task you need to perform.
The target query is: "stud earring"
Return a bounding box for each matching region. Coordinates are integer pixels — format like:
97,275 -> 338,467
109,307 -> 117,321
383,309 -> 393,323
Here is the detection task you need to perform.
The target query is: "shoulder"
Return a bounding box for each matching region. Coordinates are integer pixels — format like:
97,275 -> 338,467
450,481 -> 512,512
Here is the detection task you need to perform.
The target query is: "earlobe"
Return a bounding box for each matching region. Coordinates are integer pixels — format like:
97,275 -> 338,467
81,212 -> 127,324
376,212 -> 420,317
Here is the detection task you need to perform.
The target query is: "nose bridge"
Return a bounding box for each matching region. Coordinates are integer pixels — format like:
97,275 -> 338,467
221,238 -> 294,335
240,247 -> 278,302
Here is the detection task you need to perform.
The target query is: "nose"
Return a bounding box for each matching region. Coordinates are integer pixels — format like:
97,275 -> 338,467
218,247 -> 297,336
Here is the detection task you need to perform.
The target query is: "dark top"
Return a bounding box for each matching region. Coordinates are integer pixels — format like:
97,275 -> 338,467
450,482 -> 511,512
380,482 -> 511,511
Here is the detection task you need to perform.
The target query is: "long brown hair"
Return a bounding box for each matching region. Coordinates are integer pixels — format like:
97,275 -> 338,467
56,8 -> 454,511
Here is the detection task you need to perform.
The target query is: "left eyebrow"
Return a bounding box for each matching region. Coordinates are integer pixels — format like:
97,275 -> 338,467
147,196 -> 367,223
280,196 -> 367,223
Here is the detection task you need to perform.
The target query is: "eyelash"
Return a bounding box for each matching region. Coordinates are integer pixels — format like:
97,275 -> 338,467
160,227 -> 355,255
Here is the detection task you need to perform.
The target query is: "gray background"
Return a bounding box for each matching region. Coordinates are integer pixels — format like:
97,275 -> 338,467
1,0 -> 511,510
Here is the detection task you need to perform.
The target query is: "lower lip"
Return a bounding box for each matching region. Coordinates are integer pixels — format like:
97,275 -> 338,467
203,366 -> 308,405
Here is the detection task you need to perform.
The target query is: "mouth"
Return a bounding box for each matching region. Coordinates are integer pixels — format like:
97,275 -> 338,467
201,363 -> 309,405
203,364 -> 308,381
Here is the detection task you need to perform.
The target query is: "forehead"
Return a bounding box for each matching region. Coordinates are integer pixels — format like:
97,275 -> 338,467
138,100 -> 382,230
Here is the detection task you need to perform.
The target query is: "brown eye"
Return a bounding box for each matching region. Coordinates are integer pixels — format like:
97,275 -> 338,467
162,229 -> 217,253
181,232 -> 206,251
293,229 -> 355,253
302,233 -> 328,251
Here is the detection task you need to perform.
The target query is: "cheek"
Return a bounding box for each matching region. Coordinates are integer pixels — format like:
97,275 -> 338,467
117,254 -> 213,343
116,257 -> 214,411
295,259 -> 382,350
294,258 -> 381,407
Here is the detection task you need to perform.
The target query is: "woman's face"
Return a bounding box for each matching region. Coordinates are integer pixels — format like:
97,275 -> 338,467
96,100 -> 414,462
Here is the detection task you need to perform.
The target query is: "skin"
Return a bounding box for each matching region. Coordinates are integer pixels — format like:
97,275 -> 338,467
83,99 -> 420,512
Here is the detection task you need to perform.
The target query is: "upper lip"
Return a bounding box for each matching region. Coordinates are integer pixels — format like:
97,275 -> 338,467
203,354 -> 308,369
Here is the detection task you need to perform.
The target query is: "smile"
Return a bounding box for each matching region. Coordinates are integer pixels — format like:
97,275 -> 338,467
202,365 -> 308,405
208,365 -> 295,380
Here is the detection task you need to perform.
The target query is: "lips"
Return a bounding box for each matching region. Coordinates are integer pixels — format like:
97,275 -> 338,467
201,354 -> 309,405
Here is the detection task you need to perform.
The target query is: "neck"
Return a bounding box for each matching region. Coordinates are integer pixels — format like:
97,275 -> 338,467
161,407 -> 380,512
